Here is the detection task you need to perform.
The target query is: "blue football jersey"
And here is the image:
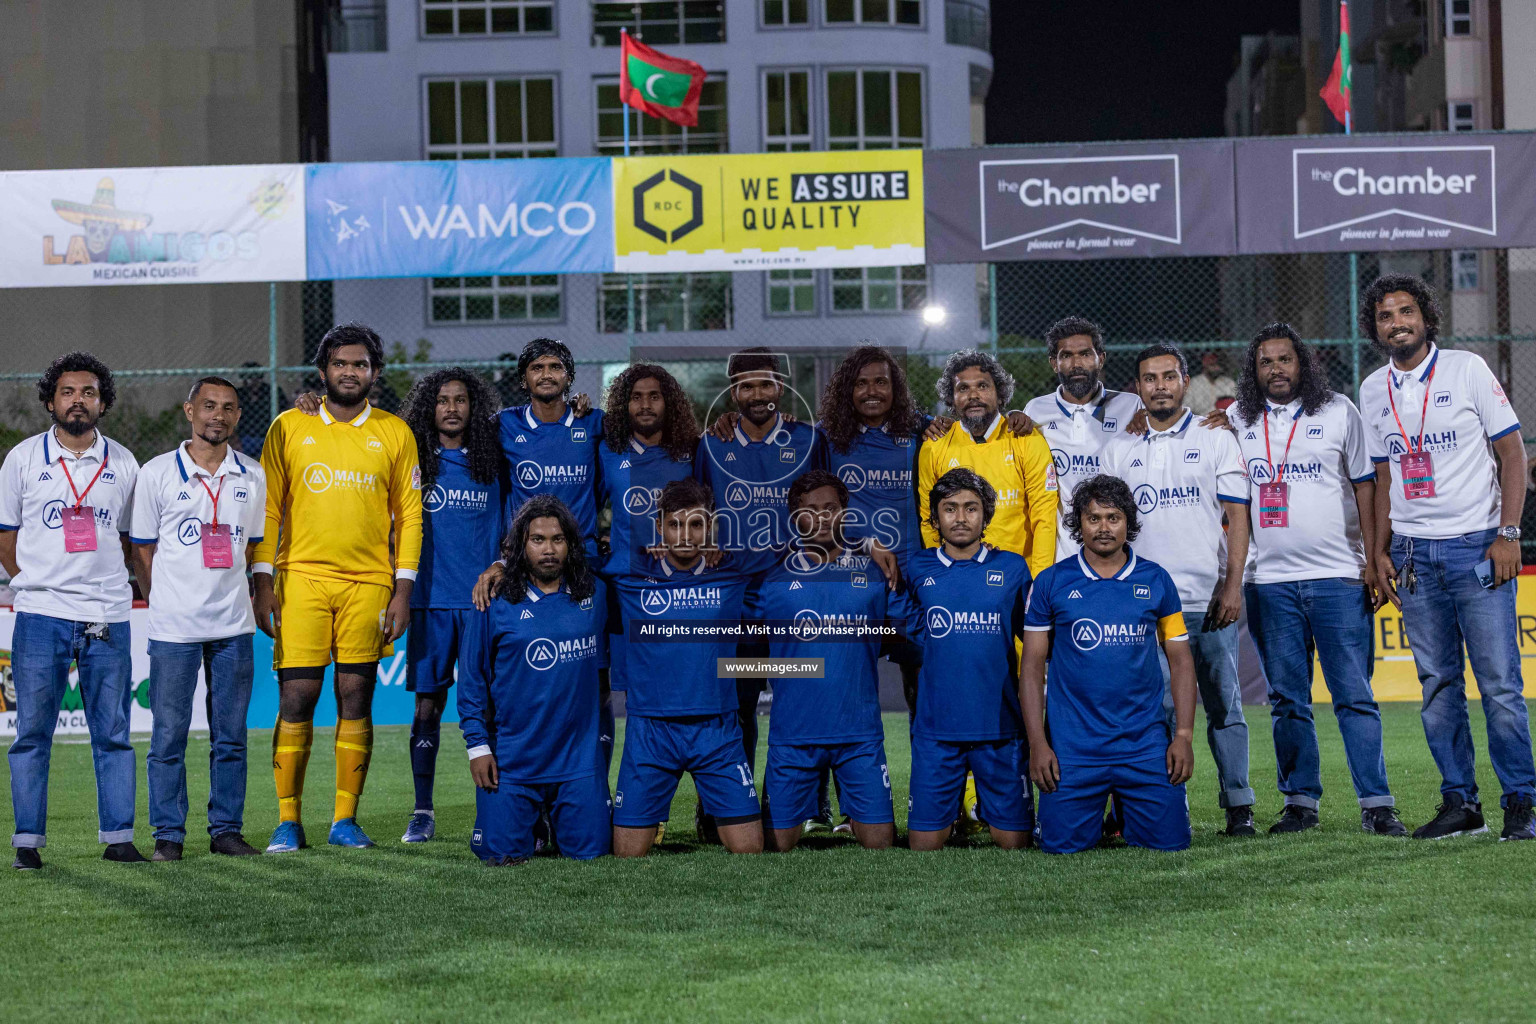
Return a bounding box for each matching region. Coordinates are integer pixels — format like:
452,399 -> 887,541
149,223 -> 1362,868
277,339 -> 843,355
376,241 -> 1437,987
498,404 -> 604,555
694,416 -> 827,579
826,419 -> 928,571
597,437 -> 694,577
748,548 -> 917,745
609,555 -> 751,717
1023,549 -> 1187,766
907,545 -> 1029,742
413,448 -> 507,610
457,580 -> 608,784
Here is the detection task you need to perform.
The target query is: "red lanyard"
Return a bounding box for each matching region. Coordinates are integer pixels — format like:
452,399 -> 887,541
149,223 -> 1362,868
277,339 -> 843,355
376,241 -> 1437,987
1263,409 -> 1302,483
1386,361 -> 1436,454
57,447 -> 108,512
198,475 -> 225,528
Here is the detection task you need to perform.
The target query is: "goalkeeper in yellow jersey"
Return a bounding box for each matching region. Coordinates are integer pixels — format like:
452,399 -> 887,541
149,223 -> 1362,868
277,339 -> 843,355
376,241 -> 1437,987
251,323 -> 423,852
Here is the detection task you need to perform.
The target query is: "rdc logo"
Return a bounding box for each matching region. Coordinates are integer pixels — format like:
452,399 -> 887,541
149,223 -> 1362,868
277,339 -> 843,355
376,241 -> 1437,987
640,590 -> 671,616
423,484 -> 448,513
42,499 -> 64,529
1050,448 -> 1069,475
524,637 -> 559,671
623,485 -> 658,515
1384,433 -> 1408,463
792,608 -> 823,639
838,464 -> 867,492
724,481 -> 751,510
1246,458 -> 1274,483
177,517 -> 203,546
303,463 -> 334,493
926,605 -> 953,638
1070,618 -> 1104,651
516,461 -> 544,488
1133,484 -> 1159,514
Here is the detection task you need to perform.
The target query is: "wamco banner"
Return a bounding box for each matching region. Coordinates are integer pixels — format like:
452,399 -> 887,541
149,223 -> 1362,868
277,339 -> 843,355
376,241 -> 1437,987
924,141 -> 1237,262
305,158 -> 613,279
1235,131 -> 1536,253
0,164 -> 307,287
612,149 -> 925,272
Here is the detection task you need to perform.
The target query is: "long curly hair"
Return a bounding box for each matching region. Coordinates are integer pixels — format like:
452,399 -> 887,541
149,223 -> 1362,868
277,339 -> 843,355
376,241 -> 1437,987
401,368 -> 503,491
817,345 -> 924,454
1359,273 -> 1442,347
1234,322 -> 1335,426
1064,474 -> 1141,546
602,363 -> 699,462
497,495 -> 596,605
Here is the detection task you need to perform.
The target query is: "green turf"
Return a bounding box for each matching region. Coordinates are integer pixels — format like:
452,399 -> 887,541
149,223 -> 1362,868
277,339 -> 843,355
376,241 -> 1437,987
5,703 -> 1535,1022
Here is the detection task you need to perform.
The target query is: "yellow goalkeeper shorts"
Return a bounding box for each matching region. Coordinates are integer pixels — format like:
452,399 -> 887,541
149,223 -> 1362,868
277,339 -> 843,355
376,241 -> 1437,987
273,571 -> 395,670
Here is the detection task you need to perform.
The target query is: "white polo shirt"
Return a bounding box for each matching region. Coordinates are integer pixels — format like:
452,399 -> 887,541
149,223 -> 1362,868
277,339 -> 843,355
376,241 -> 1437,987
130,442 -> 266,643
1022,384 -> 1144,557
1358,343 -> 1520,539
1102,409 -> 1248,612
0,428 -> 139,623
1233,395 -> 1375,584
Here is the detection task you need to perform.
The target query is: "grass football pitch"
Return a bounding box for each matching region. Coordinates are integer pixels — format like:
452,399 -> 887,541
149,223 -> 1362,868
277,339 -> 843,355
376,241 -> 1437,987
5,703 -> 1535,1023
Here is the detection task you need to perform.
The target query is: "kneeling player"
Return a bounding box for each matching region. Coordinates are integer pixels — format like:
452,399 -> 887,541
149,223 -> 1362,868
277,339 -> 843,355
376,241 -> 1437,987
751,471 -> 917,852
458,497 -> 610,864
1021,475 -> 1195,854
609,479 -> 763,856
906,469 -> 1033,850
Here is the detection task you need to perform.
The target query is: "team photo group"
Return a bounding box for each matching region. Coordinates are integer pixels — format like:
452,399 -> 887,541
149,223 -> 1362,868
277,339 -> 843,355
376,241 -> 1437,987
4,269 -> 1534,870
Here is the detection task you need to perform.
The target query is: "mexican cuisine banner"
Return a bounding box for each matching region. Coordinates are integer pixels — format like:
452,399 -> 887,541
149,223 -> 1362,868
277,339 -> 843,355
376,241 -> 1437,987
612,149 -> 925,272
0,164 -> 307,287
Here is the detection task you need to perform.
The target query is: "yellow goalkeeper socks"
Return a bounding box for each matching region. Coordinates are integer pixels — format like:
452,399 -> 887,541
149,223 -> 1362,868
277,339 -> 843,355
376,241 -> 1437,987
334,717 -> 374,822
273,718 -> 314,823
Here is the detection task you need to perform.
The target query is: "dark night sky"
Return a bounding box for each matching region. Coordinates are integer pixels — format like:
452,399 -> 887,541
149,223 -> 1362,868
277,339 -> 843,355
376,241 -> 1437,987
986,2 -> 1303,144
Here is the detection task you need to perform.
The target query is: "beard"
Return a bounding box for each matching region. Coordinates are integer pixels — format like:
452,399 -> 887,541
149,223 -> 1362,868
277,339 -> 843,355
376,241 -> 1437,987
53,407 -> 98,437
960,407 -> 993,436
529,560 -> 564,584
1060,369 -> 1100,400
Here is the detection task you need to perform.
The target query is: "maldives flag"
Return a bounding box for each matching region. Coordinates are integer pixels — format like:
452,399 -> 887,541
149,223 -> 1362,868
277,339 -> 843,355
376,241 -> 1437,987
619,30 -> 707,127
1319,1 -> 1352,127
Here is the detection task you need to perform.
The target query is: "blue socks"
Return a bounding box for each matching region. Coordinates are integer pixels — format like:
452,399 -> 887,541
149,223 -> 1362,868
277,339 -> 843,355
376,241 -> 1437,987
410,717 -> 440,812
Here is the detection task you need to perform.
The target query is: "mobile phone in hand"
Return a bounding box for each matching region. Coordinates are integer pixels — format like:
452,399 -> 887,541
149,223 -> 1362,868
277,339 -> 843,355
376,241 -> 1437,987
1474,558 -> 1496,590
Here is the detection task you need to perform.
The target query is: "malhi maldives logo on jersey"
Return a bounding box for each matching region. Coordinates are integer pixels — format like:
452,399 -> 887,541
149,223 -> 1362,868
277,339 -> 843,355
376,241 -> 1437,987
1069,617 -> 1148,652
924,605 -> 1003,640
524,634 -> 600,672
640,584 -> 723,616
302,463 -> 378,494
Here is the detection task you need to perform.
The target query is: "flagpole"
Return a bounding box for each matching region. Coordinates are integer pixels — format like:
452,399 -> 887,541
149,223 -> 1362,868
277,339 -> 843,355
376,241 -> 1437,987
622,29 -> 636,360
1342,0 -> 1360,395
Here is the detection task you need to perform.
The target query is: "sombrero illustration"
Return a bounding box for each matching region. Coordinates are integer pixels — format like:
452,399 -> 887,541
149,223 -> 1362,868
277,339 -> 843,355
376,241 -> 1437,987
52,177 -> 152,230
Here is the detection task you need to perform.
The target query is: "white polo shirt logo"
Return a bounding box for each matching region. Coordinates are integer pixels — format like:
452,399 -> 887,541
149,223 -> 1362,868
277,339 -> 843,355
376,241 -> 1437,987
176,517 -> 203,546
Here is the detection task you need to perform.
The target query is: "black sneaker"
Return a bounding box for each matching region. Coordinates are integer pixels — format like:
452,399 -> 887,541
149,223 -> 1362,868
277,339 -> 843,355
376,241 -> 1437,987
1412,796 -> 1487,840
485,855 -> 529,867
12,848 -> 42,871
1223,805 -> 1257,836
1501,796 -> 1535,841
1361,806 -> 1409,836
103,841 -> 148,863
210,832 -> 262,856
694,802 -> 721,845
151,839 -> 183,862
1269,805 -> 1319,834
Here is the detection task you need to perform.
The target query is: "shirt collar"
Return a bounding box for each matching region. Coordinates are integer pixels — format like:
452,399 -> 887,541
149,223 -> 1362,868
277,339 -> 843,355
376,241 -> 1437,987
658,554 -> 707,578
174,442 -> 248,482
44,428 -> 105,464
857,420 -> 891,435
629,436 -> 649,455
955,412 -> 1003,444
1144,408 -> 1194,440
1389,344 -> 1439,389
524,581 -> 570,602
318,403 -> 372,427
734,413 -> 785,446
1266,399 -> 1303,421
1054,383 -> 1109,421
935,543 -> 990,567
1076,546 -> 1138,581
524,404 -> 575,431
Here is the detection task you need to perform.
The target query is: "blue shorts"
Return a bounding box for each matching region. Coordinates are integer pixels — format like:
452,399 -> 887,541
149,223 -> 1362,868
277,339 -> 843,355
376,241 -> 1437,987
1037,758 -> 1190,854
470,771 -> 611,862
406,608 -> 471,693
613,713 -> 759,828
764,738 -> 893,830
908,736 -> 1033,832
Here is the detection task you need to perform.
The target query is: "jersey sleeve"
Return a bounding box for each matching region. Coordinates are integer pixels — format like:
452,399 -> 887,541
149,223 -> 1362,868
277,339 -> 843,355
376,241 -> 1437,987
1023,569 -> 1054,632
129,465 -> 162,545
916,439 -> 940,549
389,424 -> 425,579
0,446 -> 25,530
251,417 -> 287,572
244,471 -> 268,544
1361,383 -> 1390,464
885,577 -> 923,641
1213,429 -> 1249,505
1154,568 -> 1188,643
1016,432 -> 1060,578
456,609 -> 495,760
1340,399 -> 1374,483
1467,353 -> 1521,441
807,428 -> 829,473
691,436 -> 712,486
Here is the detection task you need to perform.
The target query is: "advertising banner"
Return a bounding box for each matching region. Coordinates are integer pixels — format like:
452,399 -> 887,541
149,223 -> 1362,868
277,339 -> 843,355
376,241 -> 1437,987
0,164 -> 306,287
305,158 -> 612,280
924,141 -> 1238,262
1235,131 -> 1536,253
612,149 -> 924,272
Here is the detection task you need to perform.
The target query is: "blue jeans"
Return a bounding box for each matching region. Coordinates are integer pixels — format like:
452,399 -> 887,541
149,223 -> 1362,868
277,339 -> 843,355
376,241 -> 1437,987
1245,578 -> 1393,810
147,636 -> 255,842
1392,529 -> 1536,809
1162,620 -> 1253,808
8,612 -> 136,848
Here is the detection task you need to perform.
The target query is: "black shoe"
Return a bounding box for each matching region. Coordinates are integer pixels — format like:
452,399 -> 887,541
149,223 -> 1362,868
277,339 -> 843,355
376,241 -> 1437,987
103,841 -> 148,863
210,832 -> 263,856
694,802 -> 721,845
1223,805 -> 1257,836
1501,796 -> 1535,841
485,855 -> 529,867
1361,806 -> 1409,836
151,839 -> 183,862
1412,795 -> 1487,840
1268,805 -> 1319,834
12,848 -> 42,871
1099,798 -> 1125,848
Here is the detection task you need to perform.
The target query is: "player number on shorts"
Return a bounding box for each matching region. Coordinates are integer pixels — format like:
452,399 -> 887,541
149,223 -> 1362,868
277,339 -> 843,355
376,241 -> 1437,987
736,763 -> 754,787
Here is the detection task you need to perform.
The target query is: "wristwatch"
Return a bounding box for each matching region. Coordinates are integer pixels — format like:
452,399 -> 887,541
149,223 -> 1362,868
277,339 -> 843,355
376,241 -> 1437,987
1498,525 -> 1521,542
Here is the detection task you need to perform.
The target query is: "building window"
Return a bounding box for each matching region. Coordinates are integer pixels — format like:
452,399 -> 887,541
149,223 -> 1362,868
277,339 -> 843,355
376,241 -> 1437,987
826,68 -> 924,149
422,0 -> 554,35
1453,250 -> 1480,292
764,70 -> 813,151
1448,100 -> 1475,131
831,265 -> 927,313
824,0 -> 922,25
762,0 -> 809,27
430,275 -> 562,324
600,272 -> 734,332
592,2 -> 725,45
425,76 -> 558,158
1445,0 -> 1472,36
944,0 -> 987,49
596,77 -> 727,153
767,269 -> 817,315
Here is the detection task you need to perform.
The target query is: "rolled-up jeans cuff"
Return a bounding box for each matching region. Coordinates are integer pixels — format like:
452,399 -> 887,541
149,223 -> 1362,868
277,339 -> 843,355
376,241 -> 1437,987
1283,795 -> 1320,811
1358,795 -> 1396,810
1219,788 -> 1256,809
98,828 -> 134,844
11,833 -> 45,849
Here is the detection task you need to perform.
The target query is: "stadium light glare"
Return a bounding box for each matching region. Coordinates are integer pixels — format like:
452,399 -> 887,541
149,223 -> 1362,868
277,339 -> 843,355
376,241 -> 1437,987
921,304 -> 947,326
